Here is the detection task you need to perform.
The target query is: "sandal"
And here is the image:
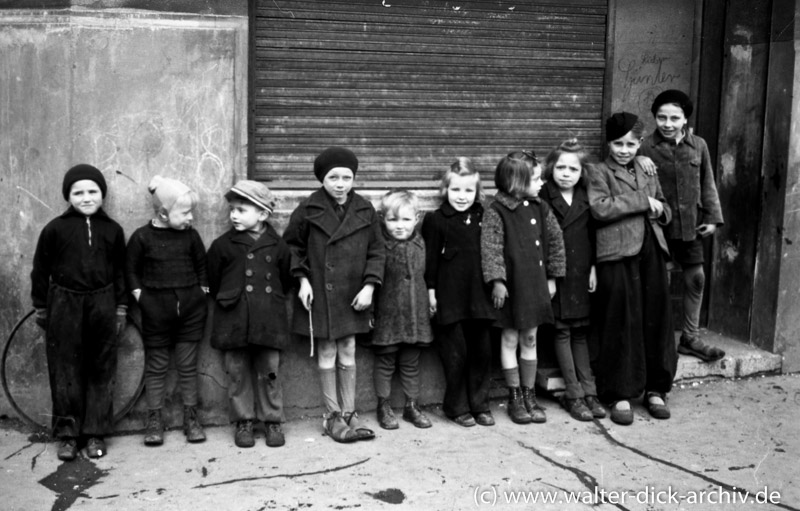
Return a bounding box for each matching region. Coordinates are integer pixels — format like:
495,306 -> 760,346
342,411 -> 375,441
678,335 -> 725,362
323,412 -> 360,443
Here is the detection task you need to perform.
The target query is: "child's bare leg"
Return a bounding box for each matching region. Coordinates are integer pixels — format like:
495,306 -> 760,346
499,328 -> 520,372
317,338 -> 340,413
335,335 -> 357,414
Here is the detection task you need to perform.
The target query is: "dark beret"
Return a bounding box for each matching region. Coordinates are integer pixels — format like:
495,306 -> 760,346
651,89 -> 693,118
605,112 -> 639,142
313,147 -> 359,182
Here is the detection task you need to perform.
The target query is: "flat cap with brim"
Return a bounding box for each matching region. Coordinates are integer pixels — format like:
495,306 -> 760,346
224,180 -> 276,213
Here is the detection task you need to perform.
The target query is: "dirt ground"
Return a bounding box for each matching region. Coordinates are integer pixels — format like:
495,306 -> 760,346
1,373 -> 799,511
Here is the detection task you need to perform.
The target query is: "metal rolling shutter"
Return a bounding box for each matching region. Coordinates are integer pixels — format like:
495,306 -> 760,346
252,0 -> 607,185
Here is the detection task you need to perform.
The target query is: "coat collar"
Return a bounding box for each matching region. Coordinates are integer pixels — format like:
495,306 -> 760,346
492,190 -> 540,211
542,181 -> 588,228
384,229 -> 424,251
604,157 -> 643,190
61,206 -> 111,221
227,223 -> 280,249
650,128 -> 698,149
306,188 -> 374,243
440,200 -> 483,218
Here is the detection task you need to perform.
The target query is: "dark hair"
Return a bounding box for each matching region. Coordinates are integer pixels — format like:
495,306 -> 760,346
543,138 -> 589,188
495,151 -> 537,198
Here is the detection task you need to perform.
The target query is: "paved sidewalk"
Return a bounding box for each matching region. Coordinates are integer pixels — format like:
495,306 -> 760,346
1,373 -> 798,511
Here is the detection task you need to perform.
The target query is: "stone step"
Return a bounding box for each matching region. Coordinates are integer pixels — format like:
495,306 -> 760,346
536,329 -> 783,392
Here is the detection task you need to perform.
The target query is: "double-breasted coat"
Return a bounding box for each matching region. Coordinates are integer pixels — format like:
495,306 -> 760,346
283,189 -> 385,341
539,181 -> 595,321
207,224 -> 293,350
372,231 -> 433,347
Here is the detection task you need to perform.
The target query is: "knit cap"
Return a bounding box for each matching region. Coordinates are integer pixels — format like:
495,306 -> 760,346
650,89 -> 693,118
148,175 -> 194,212
313,147 -> 358,182
62,164 -> 107,200
605,112 -> 639,142
225,180 -> 276,213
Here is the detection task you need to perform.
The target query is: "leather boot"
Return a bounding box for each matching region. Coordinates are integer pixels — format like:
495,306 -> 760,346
377,398 -> 399,430
144,409 -> 164,446
183,405 -> 206,443
402,398 -> 432,429
507,387 -> 532,424
522,386 -> 547,423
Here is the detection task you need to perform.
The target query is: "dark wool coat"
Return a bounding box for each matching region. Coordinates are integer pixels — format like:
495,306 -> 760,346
207,224 -> 293,350
125,223 -> 208,290
540,182 -> 595,321
639,130 -> 724,241
588,158 -> 672,263
283,189 -> 385,340
31,206 -> 127,309
372,231 -> 433,347
481,192 -> 566,330
421,201 -> 496,326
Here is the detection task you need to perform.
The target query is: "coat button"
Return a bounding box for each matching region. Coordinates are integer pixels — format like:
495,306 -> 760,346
265,286 -> 272,294
530,218 -> 537,225
265,255 -> 272,263
247,253 -> 254,259
246,285 -> 254,292
535,240 -> 540,246
523,200 -> 529,206
539,260 -> 543,266
265,272 -> 271,280
326,283 -> 333,291
245,269 -> 253,277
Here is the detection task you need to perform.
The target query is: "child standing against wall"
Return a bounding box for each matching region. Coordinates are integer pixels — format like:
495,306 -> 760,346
639,90 -> 726,363
31,164 -> 128,461
588,112 -> 677,425
482,151 -> 566,425
126,175 -> 208,446
207,180 -> 292,448
540,140 -> 606,422
284,147 -> 385,443
371,190 -> 433,430
421,158 -> 497,428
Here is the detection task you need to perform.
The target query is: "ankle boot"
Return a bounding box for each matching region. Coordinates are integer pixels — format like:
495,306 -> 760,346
521,386 -> 546,423
144,409 -> 164,446
507,387 -> 532,424
402,398 -> 432,429
377,398 -> 399,430
183,405 -> 206,443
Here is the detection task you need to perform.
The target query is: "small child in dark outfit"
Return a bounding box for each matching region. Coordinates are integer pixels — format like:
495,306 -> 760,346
372,190 -> 433,430
126,175 -> 208,446
31,164 -> 128,461
207,180 -> 293,448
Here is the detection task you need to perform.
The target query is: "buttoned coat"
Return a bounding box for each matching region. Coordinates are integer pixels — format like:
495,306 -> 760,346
372,231 -> 433,347
421,201 -> 496,326
283,189 -> 385,340
540,181 -> 595,320
588,158 -> 672,263
639,130 -> 724,241
207,224 -> 293,350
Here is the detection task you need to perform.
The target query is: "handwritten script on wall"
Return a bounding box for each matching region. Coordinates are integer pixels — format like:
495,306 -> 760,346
611,0 -> 695,133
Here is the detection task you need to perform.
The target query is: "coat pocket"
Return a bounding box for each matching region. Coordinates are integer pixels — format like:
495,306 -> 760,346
215,288 -> 242,310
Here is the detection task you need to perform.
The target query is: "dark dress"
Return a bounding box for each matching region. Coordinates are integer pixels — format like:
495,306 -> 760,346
421,201 -> 495,417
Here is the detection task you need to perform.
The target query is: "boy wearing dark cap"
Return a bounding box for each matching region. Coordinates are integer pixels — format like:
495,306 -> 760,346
284,147 -> 385,443
588,113 -> 676,425
31,163 -> 128,461
207,180 -> 293,448
639,90 -> 726,363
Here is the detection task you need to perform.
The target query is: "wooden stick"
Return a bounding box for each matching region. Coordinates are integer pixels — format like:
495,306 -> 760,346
308,307 -> 314,357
